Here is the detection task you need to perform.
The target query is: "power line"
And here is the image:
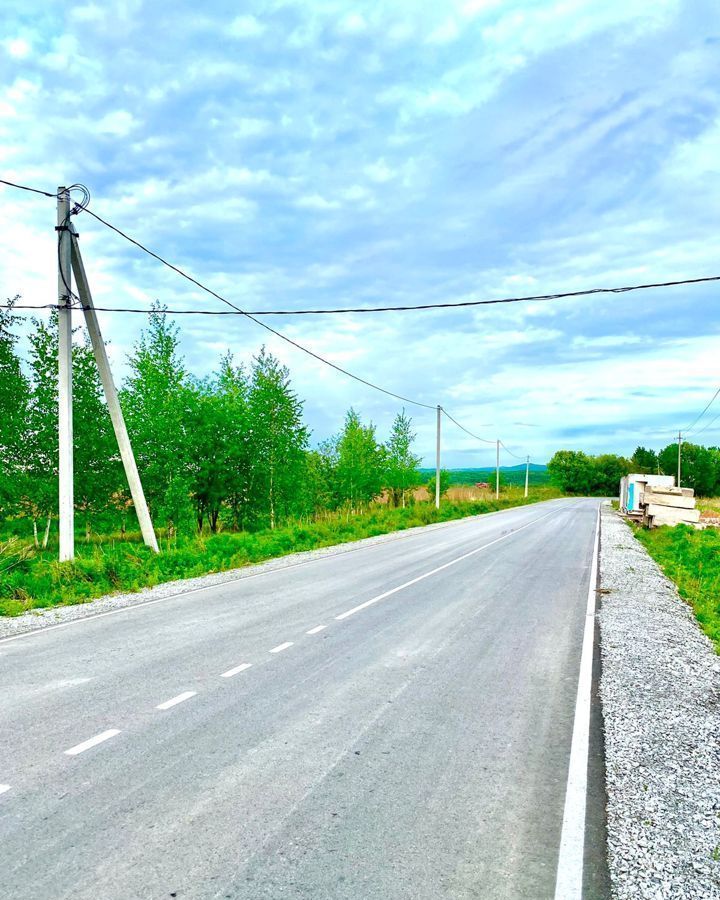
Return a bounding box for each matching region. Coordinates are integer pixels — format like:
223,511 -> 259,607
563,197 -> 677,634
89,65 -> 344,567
0,178 -> 56,198
689,408 -> 720,439
499,440 -> 526,461
683,386 -> 720,435
441,408 -> 496,445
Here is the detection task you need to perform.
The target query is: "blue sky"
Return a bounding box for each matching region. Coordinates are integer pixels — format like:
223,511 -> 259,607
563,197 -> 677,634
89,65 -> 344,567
2,0 -> 720,466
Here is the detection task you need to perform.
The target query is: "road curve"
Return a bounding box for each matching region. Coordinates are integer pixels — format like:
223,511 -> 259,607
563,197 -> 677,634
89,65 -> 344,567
0,498 -> 606,899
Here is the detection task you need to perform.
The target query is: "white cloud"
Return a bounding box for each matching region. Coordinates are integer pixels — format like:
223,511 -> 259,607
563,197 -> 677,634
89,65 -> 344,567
228,15 -> 265,38
70,4 -> 104,23
96,110 -> 137,137
364,159 -> 395,183
296,193 -> 340,211
338,13 -> 367,34
5,37 -> 31,59
426,19 -> 461,44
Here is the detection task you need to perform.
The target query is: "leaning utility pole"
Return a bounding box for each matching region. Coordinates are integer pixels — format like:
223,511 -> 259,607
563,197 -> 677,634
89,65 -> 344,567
435,405 -> 442,510
495,439 -> 500,500
677,431 -> 682,487
57,187 -> 74,561
524,455 -> 530,499
69,227 -> 159,553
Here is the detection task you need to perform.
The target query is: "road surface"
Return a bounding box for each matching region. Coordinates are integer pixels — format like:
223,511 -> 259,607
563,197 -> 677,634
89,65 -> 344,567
0,498 -> 608,899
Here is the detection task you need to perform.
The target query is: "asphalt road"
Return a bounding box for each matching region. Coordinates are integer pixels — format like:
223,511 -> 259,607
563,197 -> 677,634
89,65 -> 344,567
0,498 -> 607,900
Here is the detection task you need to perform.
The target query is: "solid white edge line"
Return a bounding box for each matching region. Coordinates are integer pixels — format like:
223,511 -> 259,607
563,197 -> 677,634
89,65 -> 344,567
553,504 -> 601,900
0,499 -> 574,647
334,504 -> 564,621
269,641 -> 294,654
306,625 -> 327,635
155,690 -> 197,710
0,784 -> 11,795
220,662 -> 252,678
64,728 -> 121,756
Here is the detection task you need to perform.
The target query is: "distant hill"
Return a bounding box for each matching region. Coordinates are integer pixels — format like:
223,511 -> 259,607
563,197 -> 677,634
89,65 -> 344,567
419,465 -> 549,487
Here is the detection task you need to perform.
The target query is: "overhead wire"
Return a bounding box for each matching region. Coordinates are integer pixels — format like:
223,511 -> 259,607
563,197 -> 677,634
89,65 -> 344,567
683,386 -> 720,436
441,408 -> 497,445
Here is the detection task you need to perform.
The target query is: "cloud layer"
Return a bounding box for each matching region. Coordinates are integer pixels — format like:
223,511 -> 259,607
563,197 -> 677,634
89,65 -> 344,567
2,0 -> 720,464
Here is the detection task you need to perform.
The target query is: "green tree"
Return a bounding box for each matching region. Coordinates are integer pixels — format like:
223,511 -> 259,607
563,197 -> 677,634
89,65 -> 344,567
426,468 -> 451,500
215,354 -> 252,531
121,307 -> 193,535
592,454 -> 632,495
658,441 -> 719,495
246,348 -> 308,529
631,446 -> 658,473
0,298 -> 30,519
385,410 -> 422,507
547,450 -> 596,494
335,408 -> 386,511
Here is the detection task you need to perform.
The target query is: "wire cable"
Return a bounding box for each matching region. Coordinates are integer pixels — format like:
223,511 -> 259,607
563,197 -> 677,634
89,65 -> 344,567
74,206 -> 436,410
683,386 -> 720,435
499,440 -> 526,461
0,178 -> 56,198
441,408 -> 496,444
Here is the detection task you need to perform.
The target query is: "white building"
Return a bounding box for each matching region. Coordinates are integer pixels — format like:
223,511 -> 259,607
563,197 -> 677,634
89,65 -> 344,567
620,473 -> 675,514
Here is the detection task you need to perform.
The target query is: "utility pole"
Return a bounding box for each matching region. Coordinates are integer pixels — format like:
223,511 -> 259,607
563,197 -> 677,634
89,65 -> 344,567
69,228 -> 159,553
495,439 -> 500,500
677,431 -> 682,487
524,455 -> 530,499
435,405 -> 441,510
57,187 -> 74,561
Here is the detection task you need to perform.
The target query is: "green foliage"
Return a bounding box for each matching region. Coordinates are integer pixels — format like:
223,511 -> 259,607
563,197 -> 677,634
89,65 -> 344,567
0,487 -> 560,616
0,298 -> 30,518
426,469 -> 452,499
657,441 -> 720,496
635,524 -> 720,652
631,446 -> 658,473
547,450 -> 631,495
385,410 -> 422,507
333,408 -> 386,510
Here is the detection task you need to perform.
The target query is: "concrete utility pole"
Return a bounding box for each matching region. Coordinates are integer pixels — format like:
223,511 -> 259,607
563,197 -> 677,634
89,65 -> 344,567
57,187 -> 74,561
70,229 -> 159,553
495,439 -> 500,500
435,405 -> 441,510
677,431 -> 682,487
524,455 -> 530,499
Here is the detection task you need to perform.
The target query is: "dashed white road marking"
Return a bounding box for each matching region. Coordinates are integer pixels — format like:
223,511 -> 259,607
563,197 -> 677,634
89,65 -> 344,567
0,784 -> 11,795
554,503 -> 601,900
269,641 -> 293,654
306,625 -> 327,635
335,504 -> 563,621
65,729 -> 121,756
221,663 -> 252,678
156,691 -> 197,710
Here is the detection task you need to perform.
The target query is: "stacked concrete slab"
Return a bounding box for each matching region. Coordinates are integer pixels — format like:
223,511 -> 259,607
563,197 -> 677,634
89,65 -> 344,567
641,484 -> 700,528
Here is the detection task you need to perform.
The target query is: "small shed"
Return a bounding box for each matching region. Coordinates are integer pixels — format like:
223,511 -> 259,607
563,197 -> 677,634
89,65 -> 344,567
620,473 -> 675,514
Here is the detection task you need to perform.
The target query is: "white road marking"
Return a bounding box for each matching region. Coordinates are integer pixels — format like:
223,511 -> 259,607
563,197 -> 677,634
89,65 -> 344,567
156,691 -> 197,710
220,662 -> 252,678
0,784 -> 11,795
335,504 -> 564,620
269,641 -> 293,654
0,500 -> 574,646
64,729 -> 121,756
306,625 -> 327,635
554,504 -> 601,900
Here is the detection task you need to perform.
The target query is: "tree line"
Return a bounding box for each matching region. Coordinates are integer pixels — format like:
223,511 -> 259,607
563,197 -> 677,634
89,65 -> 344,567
547,444 -> 720,496
0,300 -> 424,543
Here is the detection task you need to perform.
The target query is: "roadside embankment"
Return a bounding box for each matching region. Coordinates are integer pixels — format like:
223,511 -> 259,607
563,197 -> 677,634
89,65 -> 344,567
599,505 -> 720,899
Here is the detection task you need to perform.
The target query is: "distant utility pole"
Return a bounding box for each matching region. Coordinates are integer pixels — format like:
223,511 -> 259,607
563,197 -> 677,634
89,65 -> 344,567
524,455 -> 530,499
495,439 -> 500,500
677,431 -> 682,487
57,187 -> 74,562
435,405 -> 441,510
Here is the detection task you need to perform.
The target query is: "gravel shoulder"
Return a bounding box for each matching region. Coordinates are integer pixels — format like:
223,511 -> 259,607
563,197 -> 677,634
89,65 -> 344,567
599,505 -> 720,899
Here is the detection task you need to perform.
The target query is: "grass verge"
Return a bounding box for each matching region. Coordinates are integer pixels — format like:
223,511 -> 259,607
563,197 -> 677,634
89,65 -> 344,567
0,488 -> 561,617
634,524 -> 720,652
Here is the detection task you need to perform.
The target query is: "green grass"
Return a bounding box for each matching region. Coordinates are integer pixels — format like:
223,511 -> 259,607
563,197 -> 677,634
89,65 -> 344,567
0,487 -> 561,617
634,524 -> 720,652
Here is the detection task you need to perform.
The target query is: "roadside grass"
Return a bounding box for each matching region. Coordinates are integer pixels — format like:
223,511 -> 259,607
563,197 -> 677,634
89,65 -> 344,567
0,487 -> 562,617
634,524 -> 720,652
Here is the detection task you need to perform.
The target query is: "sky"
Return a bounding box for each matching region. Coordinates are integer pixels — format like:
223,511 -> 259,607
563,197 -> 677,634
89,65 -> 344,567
1,0 -> 720,466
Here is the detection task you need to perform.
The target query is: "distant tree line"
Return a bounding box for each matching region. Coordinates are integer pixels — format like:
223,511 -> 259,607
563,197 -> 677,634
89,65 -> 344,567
547,443 -> 720,496
0,300 -> 424,542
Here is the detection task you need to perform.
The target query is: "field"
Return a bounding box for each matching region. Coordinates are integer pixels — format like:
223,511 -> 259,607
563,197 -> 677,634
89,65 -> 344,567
634,523 -> 720,652
419,466 -> 550,488
0,487 -> 561,617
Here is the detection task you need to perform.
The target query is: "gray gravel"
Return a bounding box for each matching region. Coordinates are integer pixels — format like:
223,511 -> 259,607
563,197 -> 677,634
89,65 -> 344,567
599,505 -> 720,899
0,505 -> 532,640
